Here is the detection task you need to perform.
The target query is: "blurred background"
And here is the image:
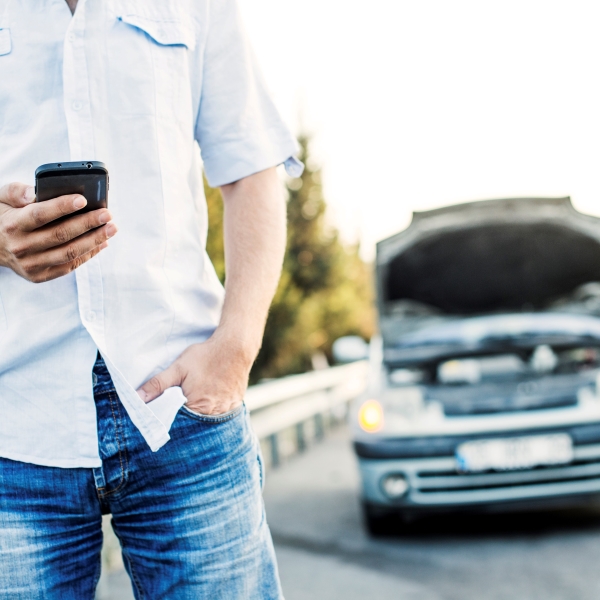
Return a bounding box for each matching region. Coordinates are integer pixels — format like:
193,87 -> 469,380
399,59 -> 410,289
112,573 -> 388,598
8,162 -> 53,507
99,2 -> 600,598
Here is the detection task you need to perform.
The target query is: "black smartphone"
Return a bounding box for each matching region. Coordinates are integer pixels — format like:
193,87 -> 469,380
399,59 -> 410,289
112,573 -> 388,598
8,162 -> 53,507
35,161 -> 109,215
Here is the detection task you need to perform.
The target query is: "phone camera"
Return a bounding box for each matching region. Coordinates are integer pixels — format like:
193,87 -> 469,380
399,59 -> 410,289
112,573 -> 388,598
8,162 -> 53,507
57,164 -> 62,167
86,163 -> 92,169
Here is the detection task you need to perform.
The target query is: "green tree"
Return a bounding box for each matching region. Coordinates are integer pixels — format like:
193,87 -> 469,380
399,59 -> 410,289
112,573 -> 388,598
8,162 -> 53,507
205,181 -> 225,283
205,135 -> 375,382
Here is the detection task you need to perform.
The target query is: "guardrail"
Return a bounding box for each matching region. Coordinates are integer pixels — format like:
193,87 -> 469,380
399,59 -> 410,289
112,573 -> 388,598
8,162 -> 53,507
246,361 -> 369,468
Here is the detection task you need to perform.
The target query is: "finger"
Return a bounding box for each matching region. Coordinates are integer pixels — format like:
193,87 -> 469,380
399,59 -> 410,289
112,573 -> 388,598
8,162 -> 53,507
28,241 -> 107,283
137,363 -> 182,402
18,194 -> 88,232
33,222 -> 117,267
26,210 -> 114,254
0,182 -> 36,208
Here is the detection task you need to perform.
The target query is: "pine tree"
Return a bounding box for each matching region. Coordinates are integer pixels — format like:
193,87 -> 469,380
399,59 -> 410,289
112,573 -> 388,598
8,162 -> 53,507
204,135 -> 375,382
205,182 -> 225,283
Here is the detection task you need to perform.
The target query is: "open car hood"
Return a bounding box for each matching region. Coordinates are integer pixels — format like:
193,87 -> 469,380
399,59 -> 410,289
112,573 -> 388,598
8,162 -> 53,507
376,197 -> 600,361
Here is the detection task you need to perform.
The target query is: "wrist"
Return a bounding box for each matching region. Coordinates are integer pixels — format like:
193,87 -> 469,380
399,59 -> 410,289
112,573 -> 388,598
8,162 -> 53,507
210,324 -> 261,366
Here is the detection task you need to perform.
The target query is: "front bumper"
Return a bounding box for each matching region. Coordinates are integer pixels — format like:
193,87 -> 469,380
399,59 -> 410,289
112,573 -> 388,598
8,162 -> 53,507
357,423 -> 600,509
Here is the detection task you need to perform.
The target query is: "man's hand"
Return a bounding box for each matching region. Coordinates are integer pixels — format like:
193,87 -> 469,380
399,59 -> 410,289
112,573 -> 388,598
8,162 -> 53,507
137,331 -> 253,415
0,182 -> 117,283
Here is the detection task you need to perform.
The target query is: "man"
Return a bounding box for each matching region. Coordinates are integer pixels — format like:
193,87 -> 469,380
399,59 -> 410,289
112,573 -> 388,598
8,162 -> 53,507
0,0 -> 301,597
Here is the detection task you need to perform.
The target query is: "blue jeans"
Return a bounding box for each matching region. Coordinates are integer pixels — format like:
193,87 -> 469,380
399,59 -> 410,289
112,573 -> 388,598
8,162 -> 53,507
0,356 -> 282,599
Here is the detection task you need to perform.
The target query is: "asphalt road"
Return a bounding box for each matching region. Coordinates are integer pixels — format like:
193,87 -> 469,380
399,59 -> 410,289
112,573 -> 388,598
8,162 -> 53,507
98,425 -> 600,599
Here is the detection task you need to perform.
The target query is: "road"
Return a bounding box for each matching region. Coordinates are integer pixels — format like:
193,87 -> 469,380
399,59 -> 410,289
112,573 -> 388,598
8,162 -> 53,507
99,425 -> 600,599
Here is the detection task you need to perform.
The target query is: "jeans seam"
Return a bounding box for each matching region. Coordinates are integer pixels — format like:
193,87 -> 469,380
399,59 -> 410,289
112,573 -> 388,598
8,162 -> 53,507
97,391 -> 129,498
122,548 -> 145,600
257,446 -> 265,490
91,548 -> 103,596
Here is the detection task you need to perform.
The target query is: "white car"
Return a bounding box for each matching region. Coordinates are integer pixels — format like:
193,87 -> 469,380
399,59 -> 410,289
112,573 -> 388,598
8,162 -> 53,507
344,197 -> 600,535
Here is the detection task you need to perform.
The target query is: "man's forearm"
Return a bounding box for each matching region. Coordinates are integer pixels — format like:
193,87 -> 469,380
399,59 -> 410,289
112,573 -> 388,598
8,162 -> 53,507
217,167 -> 286,362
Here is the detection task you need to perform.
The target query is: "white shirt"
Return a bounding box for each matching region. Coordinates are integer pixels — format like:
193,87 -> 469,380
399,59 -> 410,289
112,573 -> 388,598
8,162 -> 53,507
0,0 -> 301,468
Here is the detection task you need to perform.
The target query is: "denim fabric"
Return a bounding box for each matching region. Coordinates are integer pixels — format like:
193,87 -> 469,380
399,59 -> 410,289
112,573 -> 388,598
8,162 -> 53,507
0,356 -> 282,599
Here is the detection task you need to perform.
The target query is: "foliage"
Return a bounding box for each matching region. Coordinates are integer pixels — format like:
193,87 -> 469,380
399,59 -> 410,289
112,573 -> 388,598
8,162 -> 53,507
205,135 -> 375,382
205,180 -> 225,282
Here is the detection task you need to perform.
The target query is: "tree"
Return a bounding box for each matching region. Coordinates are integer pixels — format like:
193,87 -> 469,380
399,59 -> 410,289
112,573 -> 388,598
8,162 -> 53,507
205,180 -> 225,282
205,134 -> 375,382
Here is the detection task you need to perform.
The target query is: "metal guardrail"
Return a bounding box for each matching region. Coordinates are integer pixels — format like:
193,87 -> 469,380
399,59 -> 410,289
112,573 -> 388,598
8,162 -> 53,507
247,361 -> 368,468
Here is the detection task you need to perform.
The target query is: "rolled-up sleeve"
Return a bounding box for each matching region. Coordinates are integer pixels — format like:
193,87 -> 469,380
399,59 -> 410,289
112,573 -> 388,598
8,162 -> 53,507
195,0 -> 302,187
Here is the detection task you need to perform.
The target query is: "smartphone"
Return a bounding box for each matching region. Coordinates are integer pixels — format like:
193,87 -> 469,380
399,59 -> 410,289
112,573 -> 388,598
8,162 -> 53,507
35,161 -> 109,215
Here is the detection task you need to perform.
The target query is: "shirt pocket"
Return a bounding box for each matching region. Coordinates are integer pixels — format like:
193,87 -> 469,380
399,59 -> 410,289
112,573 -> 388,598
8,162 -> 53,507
0,28 -> 11,56
116,14 -> 195,50
0,286 -> 7,331
109,5 -> 196,118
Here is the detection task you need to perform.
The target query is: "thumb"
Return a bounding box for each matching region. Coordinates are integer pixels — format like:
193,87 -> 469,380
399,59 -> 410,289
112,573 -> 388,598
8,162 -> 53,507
0,183 -> 36,208
137,363 -> 181,403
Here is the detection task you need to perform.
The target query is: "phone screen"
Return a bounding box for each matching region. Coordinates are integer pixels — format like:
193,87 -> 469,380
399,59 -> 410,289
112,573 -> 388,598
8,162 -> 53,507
36,172 -> 108,213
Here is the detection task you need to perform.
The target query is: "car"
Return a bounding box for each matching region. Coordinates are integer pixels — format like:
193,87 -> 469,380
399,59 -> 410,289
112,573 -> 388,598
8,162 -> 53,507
337,197 -> 600,535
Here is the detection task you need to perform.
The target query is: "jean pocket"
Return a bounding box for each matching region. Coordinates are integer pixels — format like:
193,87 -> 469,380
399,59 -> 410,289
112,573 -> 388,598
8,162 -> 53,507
179,402 -> 244,424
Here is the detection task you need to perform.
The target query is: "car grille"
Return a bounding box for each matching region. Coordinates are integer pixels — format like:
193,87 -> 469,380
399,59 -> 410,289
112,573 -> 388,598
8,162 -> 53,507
424,373 -> 594,416
406,444 -> 600,505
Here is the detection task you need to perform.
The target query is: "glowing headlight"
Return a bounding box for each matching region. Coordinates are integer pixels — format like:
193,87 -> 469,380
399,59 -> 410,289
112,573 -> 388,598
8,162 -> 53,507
358,399 -> 384,433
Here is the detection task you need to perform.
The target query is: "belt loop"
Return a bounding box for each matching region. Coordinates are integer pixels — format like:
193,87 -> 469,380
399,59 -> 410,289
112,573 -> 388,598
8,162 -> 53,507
93,466 -> 106,490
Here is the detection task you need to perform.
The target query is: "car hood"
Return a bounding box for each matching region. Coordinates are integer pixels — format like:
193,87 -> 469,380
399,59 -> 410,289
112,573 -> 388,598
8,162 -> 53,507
376,197 -> 600,362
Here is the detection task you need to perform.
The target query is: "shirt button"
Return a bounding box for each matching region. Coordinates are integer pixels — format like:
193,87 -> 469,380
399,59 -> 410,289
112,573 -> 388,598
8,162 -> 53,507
86,311 -> 96,322
72,100 -> 83,111
68,33 -> 76,42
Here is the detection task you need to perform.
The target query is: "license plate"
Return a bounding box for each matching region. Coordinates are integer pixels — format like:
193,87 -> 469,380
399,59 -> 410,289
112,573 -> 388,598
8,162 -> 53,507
456,433 -> 573,473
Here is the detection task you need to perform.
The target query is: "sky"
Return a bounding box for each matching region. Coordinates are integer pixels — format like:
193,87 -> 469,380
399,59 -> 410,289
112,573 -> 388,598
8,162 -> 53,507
238,0 -> 600,259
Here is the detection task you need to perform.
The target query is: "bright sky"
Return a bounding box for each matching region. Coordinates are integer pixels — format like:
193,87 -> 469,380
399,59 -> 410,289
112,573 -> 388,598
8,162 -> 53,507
239,0 -> 600,259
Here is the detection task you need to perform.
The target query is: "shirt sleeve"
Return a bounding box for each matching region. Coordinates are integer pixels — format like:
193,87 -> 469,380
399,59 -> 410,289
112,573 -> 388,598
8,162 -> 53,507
195,0 -> 302,187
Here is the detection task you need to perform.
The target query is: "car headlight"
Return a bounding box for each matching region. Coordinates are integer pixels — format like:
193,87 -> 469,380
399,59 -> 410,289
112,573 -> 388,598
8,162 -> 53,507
358,399 -> 384,433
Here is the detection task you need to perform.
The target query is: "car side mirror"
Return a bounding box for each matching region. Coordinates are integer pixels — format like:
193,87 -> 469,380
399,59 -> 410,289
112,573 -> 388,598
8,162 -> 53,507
332,336 -> 369,364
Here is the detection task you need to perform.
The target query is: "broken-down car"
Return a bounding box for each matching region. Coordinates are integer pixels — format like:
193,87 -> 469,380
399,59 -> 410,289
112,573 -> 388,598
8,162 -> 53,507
343,197 -> 600,534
